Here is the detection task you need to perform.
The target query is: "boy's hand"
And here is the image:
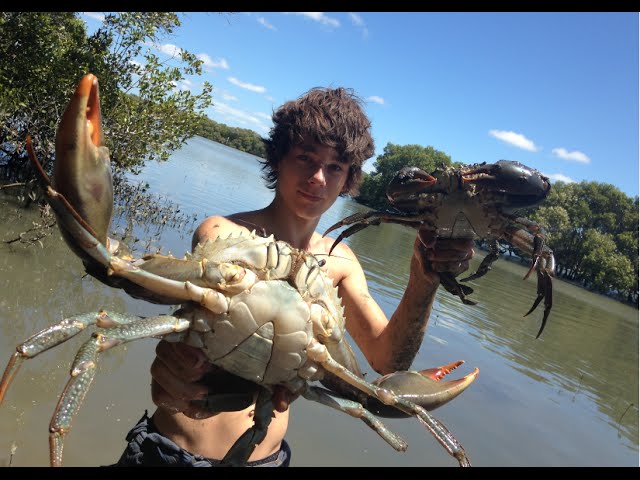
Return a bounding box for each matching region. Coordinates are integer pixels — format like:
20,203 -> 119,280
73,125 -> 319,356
150,341 -> 294,419
416,230 -> 475,278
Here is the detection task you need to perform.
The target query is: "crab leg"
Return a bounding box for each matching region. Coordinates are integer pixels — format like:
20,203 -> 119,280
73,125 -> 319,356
325,214 -> 383,255
301,385 -> 409,451
524,268 -> 553,339
0,312 -> 109,403
439,272 -> 477,306
0,308 -> 191,466
502,224 -> 555,338
460,239 -> 501,283
324,211 -> 429,255
48,313 -> 191,466
305,339 -> 472,467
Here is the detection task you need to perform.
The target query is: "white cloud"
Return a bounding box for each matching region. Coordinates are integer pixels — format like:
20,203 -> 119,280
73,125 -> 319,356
219,91 -> 238,102
489,129 -> 539,152
348,12 -> 369,38
158,43 -> 183,58
155,45 -> 229,71
257,16 -> 277,31
544,172 -> 575,184
197,53 -> 229,70
211,102 -> 270,135
551,147 -> 591,164
228,77 -> 267,94
286,12 -> 340,28
82,12 -> 104,22
366,96 -> 385,105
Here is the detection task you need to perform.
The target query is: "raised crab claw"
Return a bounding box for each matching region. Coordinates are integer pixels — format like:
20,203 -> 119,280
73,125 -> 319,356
0,74 -> 479,467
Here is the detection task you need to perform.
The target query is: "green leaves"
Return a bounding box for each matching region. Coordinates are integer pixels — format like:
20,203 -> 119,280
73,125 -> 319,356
195,117 -> 267,158
531,181 -> 638,303
0,11 -> 213,177
581,229 -> 635,294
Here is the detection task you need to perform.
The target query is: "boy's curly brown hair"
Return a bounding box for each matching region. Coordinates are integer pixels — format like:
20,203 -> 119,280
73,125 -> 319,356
261,87 -> 375,197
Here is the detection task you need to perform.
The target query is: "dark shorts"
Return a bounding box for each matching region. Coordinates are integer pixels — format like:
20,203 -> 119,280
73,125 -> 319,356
113,410 -> 291,467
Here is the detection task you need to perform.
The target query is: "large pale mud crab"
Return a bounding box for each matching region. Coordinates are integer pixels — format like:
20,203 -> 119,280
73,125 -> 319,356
0,74 -> 479,467
325,162 -> 556,339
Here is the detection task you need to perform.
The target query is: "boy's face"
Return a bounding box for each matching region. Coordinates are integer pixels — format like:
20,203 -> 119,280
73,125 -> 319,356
276,139 -> 350,220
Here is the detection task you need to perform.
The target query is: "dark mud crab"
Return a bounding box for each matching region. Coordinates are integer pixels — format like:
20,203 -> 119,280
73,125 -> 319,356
324,162 -> 556,339
0,74 -> 479,467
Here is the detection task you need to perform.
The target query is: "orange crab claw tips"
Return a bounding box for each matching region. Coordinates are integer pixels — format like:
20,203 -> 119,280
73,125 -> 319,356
56,73 -> 103,153
76,74 -> 103,148
418,362 -> 479,389
419,360 -> 480,403
419,360 -> 466,380
385,167 -> 437,203
417,174 -> 437,186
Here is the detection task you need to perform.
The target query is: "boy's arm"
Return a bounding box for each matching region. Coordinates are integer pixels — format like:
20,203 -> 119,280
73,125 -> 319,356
338,232 -> 474,374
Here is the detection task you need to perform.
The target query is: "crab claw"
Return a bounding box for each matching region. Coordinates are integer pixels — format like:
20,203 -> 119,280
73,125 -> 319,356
367,361 -> 479,418
27,74 -> 117,264
53,74 -> 113,249
386,166 -> 437,210
28,74 -> 212,305
27,75 -> 135,274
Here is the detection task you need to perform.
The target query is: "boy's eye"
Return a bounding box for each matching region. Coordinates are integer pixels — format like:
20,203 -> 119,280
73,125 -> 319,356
329,164 -> 343,172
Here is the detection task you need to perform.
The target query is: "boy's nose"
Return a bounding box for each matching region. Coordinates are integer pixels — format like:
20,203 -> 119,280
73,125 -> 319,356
309,166 -> 326,185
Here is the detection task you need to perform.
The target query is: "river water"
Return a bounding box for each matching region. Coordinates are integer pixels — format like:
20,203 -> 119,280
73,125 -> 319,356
0,136 -> 637,467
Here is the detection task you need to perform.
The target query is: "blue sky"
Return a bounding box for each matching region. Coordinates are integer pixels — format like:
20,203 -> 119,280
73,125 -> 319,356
82,12 -> 639,198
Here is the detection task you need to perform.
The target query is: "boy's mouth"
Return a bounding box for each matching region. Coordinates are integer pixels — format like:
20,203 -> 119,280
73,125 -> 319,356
298,190 -> 323,201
